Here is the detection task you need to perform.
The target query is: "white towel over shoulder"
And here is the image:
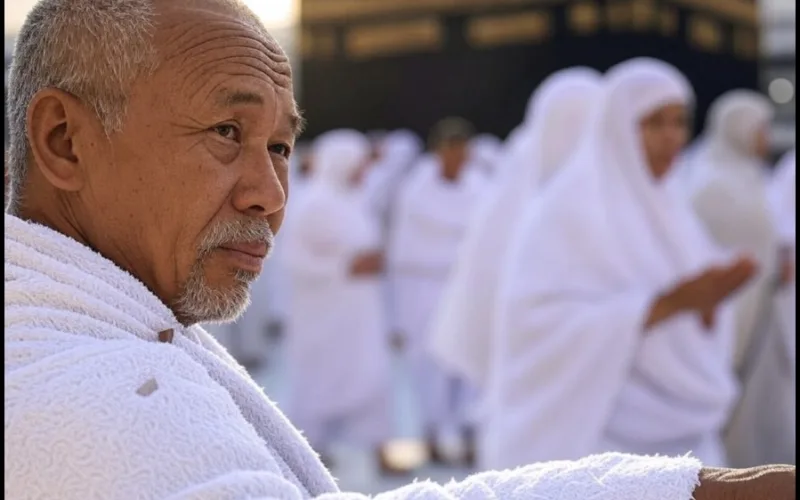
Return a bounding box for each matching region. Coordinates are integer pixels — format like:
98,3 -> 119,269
5,213 -> 703,500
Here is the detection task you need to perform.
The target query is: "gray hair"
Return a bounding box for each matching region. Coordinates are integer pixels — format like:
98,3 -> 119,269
6,0 -> 158,213
6,0 -> 286,214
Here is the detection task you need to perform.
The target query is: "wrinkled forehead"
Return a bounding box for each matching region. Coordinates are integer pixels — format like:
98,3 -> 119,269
137,1 -> 301,134
153,2 -> 293,93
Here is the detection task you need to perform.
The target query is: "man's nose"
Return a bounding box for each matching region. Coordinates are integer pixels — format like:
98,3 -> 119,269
232,151 -> 286,218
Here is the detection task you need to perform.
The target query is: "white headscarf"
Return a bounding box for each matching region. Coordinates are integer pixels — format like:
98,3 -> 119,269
428,67 -> 603,387
682,90 -> 774,192
484,58 -> 737,467
378,129 -> 424,170
308,129 -> 372,194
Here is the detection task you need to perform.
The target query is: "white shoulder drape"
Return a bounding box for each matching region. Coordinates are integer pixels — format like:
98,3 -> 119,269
386,156 -> 485,336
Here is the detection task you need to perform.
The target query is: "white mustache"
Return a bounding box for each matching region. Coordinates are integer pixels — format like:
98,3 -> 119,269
198,219 -> 274,258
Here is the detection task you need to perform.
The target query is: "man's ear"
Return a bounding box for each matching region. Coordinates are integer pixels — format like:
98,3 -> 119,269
26,88 -> 95,192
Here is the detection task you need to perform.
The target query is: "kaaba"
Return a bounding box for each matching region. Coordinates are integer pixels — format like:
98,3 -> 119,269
298,0 -> 760,140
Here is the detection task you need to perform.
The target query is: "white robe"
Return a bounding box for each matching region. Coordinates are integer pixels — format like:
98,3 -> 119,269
4,215 -> 709,500
769,149 -> 797,356
685,93 -> 796,467
468,134 -> 503,177
282,130 -> 392,449
387,157 -> 485,431
483,59 -> 738,470
685,91 -> 779,372
770,149 -> 796,249
362,129 -> 423,233
429,67 -> 603,390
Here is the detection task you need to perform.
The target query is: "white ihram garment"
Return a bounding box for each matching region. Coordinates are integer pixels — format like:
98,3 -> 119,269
468,133 -> 503,177
685,92 -> 796,466
282,130 -> 391,449
770,148 -> 797,249
429,67 -> 603,391
362,129 -> 424,232
770,148 -> 797,356
388,157 -> 485,432
483,59 -> 739,469
685,90 -> 779,372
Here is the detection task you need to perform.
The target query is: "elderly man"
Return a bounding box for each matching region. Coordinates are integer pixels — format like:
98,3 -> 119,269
3,1 -> 794,499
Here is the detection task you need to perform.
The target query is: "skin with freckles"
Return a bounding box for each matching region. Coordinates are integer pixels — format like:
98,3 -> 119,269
18,0 -> 302,325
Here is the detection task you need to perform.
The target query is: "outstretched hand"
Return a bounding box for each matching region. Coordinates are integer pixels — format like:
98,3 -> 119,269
676,256 -> 757,329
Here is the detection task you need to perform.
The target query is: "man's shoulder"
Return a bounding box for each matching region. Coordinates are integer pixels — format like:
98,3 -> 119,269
5,333 -> 267,457
4,335 -> 286,500
5,335 -> 216,406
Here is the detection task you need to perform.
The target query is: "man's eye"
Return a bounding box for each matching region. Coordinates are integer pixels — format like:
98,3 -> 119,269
269,144 -> 292,158
213,124 -> 240,142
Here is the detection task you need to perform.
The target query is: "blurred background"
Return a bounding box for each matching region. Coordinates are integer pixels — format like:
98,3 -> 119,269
4,0 -> 796,495
5,0 -> 796,155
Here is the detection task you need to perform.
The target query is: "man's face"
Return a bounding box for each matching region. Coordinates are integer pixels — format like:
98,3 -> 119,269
78,5 -> 299,324
438,140 -> 469,178
639,103 -> 689,180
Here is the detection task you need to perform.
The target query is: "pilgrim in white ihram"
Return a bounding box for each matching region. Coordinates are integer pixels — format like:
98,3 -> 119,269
429,67 -> 604,391
482,58 -> 746,469
682,91 -> 796,467
282,130 -> 393,461
387,120 -> 486,457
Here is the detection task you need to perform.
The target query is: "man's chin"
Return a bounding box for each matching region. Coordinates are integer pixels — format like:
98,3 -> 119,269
174,281 -> 253,326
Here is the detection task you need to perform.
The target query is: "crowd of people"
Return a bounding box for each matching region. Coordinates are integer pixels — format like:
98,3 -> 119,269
214,58 -> 798,476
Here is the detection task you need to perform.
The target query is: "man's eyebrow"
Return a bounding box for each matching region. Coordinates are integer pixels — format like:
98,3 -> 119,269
214,89 -> 306,137
215,89 -> 264,107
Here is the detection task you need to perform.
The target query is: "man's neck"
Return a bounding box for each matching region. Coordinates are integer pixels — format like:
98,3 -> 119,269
15,204 -> 93,251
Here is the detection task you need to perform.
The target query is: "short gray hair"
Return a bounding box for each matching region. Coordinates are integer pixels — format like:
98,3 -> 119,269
5,0 -> 158,213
